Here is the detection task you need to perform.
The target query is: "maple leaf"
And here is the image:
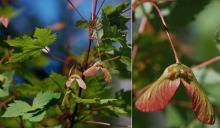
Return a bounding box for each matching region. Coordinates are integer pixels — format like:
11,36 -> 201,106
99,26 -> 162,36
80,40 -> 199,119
135,63 -> 215,125
6,28 -> 56,63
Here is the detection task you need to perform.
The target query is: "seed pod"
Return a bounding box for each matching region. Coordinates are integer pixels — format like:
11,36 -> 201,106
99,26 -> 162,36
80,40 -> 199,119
135,64 -> 215,124
83,64 -> 100,77
66,74 -> 86,89
83,61 -> 112,83
101,68 -> 112,83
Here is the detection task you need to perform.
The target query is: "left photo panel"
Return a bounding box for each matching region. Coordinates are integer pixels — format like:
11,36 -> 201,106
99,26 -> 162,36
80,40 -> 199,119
0,0 -> 132,128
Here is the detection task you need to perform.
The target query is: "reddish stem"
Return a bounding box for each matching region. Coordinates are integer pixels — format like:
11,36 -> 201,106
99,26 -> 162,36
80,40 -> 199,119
96,0 -> 106,16
132,45 -> 138,63
150,2 -> 180,64
0,56 -> 7,64
69,1 -> 98,127
67,0 -> 86,20
191,56 -> 220,69
48,52 -> 65,63
0,96 -> 15,107
12,80 -> 17,98
137,0 -> 180,63
0,80 -> 17,107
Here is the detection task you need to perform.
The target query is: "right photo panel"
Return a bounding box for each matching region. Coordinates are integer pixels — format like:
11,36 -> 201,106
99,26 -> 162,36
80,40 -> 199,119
132,0 -> 220,128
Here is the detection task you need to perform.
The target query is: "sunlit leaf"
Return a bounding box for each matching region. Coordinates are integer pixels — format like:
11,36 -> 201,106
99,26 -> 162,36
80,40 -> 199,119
2,100 -> 32,117
6,28 -> 56,63
32,91 -> 61,109
23,111 -> 46,122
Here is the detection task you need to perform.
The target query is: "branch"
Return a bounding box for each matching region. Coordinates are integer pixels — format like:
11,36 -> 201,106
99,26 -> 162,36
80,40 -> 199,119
191,56 -> 220,70
132,45 -> 138,63
0,81 -> 17,107
19,116 -> 25,128
136,0 -> 175,7
122,7 -> 131,14
67,0 -> 86,20
48,52 -> 65,63
0,96 -> 15,107
136,0 -> 180,63
84,120 -> 131,128
43,48 -> 65,63
103,56 -> 121,62
12,80 -> 17,98
0,56 -> 7,64
69,1 -> 98,127
150,2 -> 180,64
96,0 -> 106,17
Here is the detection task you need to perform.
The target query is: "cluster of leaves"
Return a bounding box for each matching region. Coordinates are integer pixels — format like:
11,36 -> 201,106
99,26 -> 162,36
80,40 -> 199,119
0,2 -> 131,128
2,91 -> 60,122
6,28 -> 56,63
65,2 -> 132,125
101,3 -> 131,77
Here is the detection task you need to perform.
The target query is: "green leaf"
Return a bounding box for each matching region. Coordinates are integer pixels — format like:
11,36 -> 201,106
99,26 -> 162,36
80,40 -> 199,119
120,56 -> 131,71
216,29 -> 220,52
2,91 -> 60,122
0,5 -> 21,18
71,93 -> 99,103
70,92 -> 117,104
23,111 -> 46,122
2,100 -> 32,117
167,0 -> 211,29
102,3 -> 129,30
101,3 -> 129,46
6,28 -> 56,63
0,89 -> 8,98
48,72 -> 67,89
100,99 -> 117,104
16,72 -> 66,97
107,106 -> 127,115
6,35 -> 32,47
32,91 -> 61,109
75,20 -> 89,29
0,71 -> 14,98
33,28 -> 56,46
